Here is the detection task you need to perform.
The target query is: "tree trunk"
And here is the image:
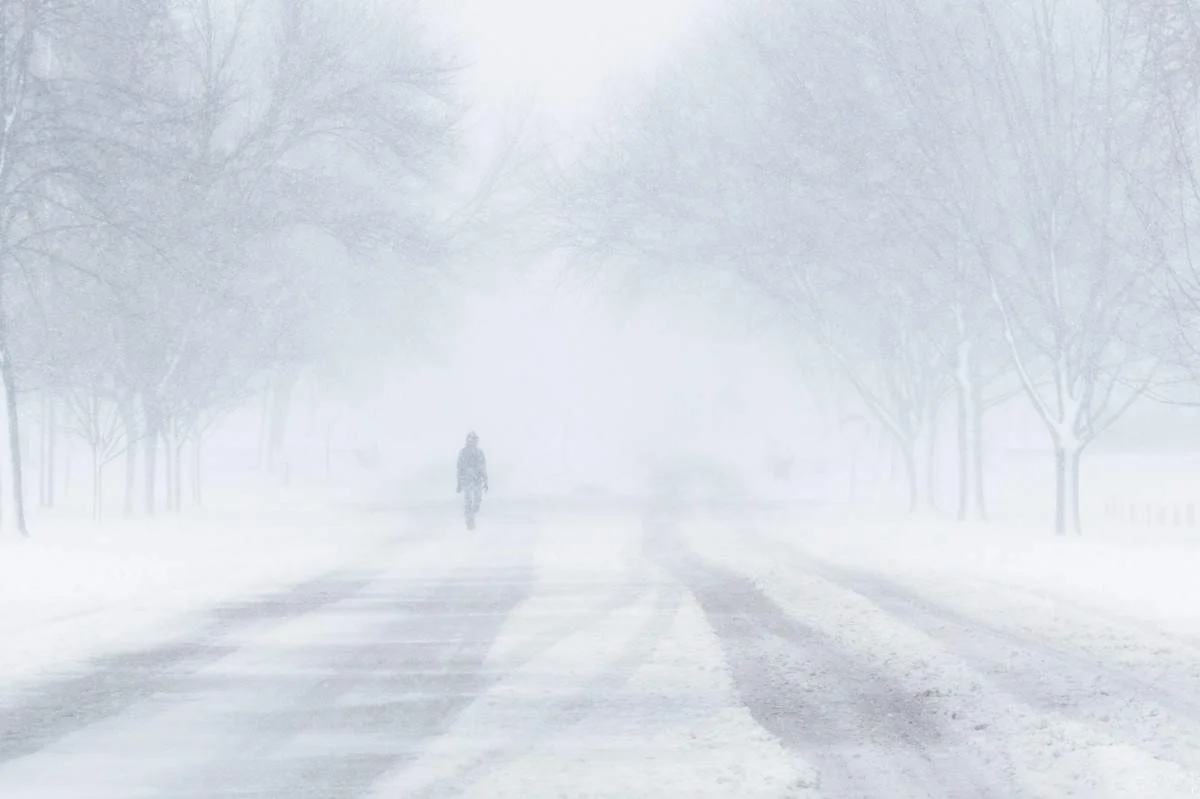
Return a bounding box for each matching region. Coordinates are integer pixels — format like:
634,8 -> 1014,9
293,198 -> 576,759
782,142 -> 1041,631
192,436 -> 202,507
954,340 -> 985,522
143,398 -> 159,516
91,443 -> 102,523
1053,440 -> 1083,536
46,396 -> 55,508
1071,445 -> 1083,535
1,345 -> 27,537
163,435 -> 173,512
38,393 -> 47,507
972,380 -> 987,520
120,399 -> 137,516
256,388 -> 269,468
167,441 -> 175,512
902,438 -> 919,512
955,377 -> 970,521
925,407 -> 939,511
163,431 -> 176,506
19,402 -> 31,493
889,438 -> 901,485
172,438 -> 183,511
63,435 -> 70,501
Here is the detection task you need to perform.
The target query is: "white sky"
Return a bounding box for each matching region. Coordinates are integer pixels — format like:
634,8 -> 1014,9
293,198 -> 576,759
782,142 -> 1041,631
426,0 -> 723,124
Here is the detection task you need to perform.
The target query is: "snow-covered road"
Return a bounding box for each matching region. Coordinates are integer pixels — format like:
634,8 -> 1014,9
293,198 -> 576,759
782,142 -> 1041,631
1,507 -> 1199,797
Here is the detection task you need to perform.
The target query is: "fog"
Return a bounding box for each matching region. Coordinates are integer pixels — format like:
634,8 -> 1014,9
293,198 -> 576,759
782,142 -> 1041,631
0,0 -> 1193,533
8,1 -> 1200,795
0,0 -> 1190,531
353,265 -> 822,500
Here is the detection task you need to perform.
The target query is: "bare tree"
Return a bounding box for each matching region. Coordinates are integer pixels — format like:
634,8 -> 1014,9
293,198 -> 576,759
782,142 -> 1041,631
950,1 -> 1164,534
1119,0 -> 1200,409
13,0 -> 461,515
555,1 -> 979,514
63,388 -> 123,522
0,0 -> 81,536
556,0 -> 1168,533
0,0 -> 465,528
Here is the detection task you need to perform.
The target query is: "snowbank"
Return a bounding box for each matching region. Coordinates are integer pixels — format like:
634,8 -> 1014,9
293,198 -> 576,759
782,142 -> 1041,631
683,511 -> 1200,797
0,505 -> 418,692
769,509 -> 1200,639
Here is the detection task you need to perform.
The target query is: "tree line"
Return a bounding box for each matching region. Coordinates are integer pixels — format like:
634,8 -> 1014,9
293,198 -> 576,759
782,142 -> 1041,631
555,0 -> 1200,535
0,0 -> 462,530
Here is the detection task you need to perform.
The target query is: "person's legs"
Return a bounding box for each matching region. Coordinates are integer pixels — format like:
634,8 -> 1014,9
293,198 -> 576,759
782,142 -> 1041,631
464,483 -> 482,527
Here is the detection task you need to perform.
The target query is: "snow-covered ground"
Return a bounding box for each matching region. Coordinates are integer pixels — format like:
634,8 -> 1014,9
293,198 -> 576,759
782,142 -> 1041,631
681,508 -> 1200,797
0,502 -> 424,694
0,511 -> 822,799
765,508 -> 1200,638
364,514 -> 815,798
7,493 -> 1200,796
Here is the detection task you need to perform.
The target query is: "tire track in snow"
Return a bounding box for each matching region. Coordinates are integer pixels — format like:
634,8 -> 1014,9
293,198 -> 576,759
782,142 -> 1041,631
364,524 -> 683,796
817,561 -> 1200,776
386,582 -> 685,799
0,526 -> 541,798
649,516 -> 1021,798
483,539 -> 662,677
962,574 -> 1200,681
0,570 -> 389,765
0,526 -> 447,765
157,559 -> 540,798
0,518 -> 679,798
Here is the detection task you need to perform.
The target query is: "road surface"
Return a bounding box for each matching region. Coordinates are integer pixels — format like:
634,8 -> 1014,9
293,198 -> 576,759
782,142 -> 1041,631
1,507 -> 1198,797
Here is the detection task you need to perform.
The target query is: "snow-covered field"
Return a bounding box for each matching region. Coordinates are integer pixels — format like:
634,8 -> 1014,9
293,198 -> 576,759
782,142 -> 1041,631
681,508 -> 1200,796
764,508 -> 1200,638
0,502 -> 421,694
